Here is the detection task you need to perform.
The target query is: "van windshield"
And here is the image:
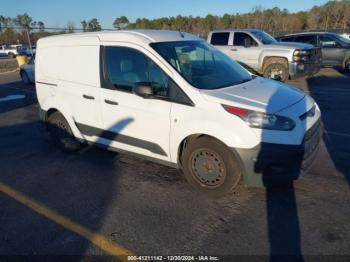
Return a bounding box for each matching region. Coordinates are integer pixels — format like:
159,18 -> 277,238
150,41 -> 252,90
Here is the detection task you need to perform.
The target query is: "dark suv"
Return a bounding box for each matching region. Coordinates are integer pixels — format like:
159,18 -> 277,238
277,32 -> 350,72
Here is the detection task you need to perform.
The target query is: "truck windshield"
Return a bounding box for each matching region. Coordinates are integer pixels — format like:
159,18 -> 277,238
151,41 -> 252,90
251,31 -> 277,45
334,34 -> 350,45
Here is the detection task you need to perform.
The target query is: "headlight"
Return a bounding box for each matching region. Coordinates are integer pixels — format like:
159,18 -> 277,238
222,105 -> 296,131
293,49 -> 311,62
294,50 -> 310,56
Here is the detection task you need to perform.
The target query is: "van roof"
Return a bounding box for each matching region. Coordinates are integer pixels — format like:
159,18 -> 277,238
38,30 -> 200,46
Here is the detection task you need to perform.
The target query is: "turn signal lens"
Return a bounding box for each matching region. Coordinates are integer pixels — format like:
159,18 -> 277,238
222,105 -> 295,131
222,105 -> 247,117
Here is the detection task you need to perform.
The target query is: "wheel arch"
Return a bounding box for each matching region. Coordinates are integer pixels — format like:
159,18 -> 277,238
177,134 -> 232,168
342,54 -> 350,69
45,108 -> 59,121
262,56 -> 289,72
41,106 -> 84,140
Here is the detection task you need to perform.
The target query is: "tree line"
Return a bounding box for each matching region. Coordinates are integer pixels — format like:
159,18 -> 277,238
125,0 -> 350,36
1,0 -> 349,45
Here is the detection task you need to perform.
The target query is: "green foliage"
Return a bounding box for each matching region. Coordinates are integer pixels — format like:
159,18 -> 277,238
81,18 -> 102,32
120,0 -> 350,36
14,13 -> 33,31
113,16 -> 129,29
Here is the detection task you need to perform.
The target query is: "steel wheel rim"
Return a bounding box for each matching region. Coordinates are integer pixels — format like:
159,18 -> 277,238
190,148 -> 226,188
268,66 -> 283,80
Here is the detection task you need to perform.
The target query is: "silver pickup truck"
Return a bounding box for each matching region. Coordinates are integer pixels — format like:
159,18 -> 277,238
207,29 -> 321,81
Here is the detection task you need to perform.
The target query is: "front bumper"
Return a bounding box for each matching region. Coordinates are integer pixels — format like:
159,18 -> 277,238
289,61 -> 320,79
234,119 -> 322,187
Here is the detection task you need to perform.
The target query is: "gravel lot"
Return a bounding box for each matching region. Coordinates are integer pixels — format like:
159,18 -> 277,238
0,69 -> 349,261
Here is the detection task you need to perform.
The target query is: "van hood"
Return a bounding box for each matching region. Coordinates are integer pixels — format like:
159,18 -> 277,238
200,77 -> 305,113
267,41 -> 314,50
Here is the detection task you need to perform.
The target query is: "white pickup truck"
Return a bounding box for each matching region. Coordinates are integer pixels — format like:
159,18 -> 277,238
0,44 -> 21,58
208,29 -> 321,81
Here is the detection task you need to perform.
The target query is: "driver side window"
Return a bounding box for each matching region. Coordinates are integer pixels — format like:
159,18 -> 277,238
104,46 -> 169,97
319,35 -> 339,47
233,33 -> 258,47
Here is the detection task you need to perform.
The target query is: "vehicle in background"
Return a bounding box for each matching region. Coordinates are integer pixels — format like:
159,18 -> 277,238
36,30 -> 322,196
20,55 -> 35,84
276,32 -> 350,72
0,44 -> 21,58
207,29 -> 321,82
341,33 -> 350,39
17,45 -> 36,56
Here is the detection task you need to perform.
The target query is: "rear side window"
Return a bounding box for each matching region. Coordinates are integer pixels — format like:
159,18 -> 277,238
104,47 -> 169,97
294,35 -> 317,45
233,32 -> 257,46
280,36 -> 295,42
210,32 -> 230,46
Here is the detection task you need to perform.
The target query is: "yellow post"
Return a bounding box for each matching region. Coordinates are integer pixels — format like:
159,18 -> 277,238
16,55 -> 27,67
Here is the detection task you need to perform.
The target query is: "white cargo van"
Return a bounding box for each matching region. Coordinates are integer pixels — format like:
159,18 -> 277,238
36,30 -> 322,196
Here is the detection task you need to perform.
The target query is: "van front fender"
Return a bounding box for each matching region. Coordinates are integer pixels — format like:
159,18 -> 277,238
170,119 -> 259,164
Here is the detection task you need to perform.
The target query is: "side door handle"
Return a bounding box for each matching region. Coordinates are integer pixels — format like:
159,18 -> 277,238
83,94 -> 95,100
104,99 -> 119,105
230,48 -> 238,51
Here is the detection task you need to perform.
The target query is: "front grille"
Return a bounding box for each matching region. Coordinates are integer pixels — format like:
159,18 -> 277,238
302,118 -> 322,169
307,47 -> 322,64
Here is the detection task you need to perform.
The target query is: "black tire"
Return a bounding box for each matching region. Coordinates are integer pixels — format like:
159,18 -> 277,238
263,63 -> 289,82
182,137 -> 241,197
20,71 -> 30,84
47,112 -> 81,152
8,52 -> 15,59
344,58 -> 350,73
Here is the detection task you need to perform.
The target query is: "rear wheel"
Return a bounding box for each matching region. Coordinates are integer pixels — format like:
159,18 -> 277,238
8,52 -> 15,58
182,137 -> 241,197
47,112 -> 81,152
263,63 -> 288,82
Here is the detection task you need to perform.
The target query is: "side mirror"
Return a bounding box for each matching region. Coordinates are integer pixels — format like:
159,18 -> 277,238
133,82 -> 154,98
244,38 -> 251,48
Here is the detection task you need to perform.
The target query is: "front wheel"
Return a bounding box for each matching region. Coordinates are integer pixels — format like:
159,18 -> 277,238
182,137 -> 241,197
8,52 -> 15,59
344,58 -> 350,73
263,63 -> 289,82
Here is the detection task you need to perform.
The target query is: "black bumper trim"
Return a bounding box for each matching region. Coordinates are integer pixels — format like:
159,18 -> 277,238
234,119 -> 322,187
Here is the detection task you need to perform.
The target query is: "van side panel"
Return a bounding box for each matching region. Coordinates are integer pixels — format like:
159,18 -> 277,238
36,46 -> 59,85
36,37 -> 102,141
59,46 -> 100,87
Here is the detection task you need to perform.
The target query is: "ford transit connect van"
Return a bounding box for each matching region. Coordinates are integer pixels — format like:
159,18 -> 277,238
36,30 -> 322,196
